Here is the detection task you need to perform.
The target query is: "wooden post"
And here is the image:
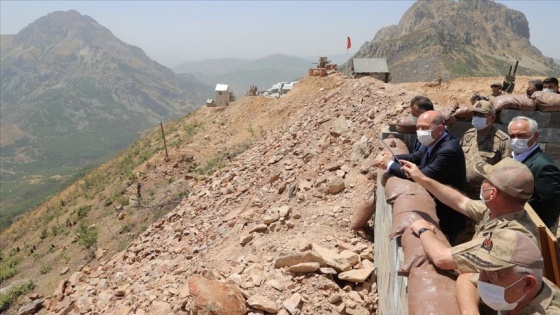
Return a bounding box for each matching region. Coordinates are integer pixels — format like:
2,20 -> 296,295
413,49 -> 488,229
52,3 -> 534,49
525,204 -> 560,286
375,171 -> 408,314
160,122 -> 168,158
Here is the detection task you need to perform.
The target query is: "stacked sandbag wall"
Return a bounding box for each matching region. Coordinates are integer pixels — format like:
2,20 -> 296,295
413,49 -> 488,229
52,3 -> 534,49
374,137 -> 460,315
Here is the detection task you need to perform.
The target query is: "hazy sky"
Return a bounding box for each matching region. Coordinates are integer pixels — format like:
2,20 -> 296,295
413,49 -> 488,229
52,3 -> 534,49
1,1 -> 559,68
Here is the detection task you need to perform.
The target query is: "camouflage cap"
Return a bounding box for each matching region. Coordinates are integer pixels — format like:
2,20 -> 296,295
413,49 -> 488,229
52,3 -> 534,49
490,82 -> 502,88
456,229 -> 543,271
473,100 -> 495,115
474,157 -> 534,200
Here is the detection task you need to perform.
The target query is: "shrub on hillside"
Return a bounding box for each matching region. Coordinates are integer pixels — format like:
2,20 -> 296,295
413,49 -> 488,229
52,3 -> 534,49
40,265 -> 52,274
0,256 -> 21,283
0,280 -> 35,312
76,222 -> 98,252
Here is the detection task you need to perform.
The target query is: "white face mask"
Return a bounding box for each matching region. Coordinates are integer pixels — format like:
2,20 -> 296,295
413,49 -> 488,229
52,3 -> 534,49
472,116 -> 488,130
510,135 -> 533,154
543,88 -> 555,93
479,187 -> 493,204
477,276 -> 526,311
416,128 -> 435,146
412,116 -> 418,124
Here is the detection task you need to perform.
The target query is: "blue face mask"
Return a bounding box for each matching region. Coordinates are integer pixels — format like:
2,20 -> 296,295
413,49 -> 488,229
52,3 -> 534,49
510,135 -> 533,155
472,116 -> 488,130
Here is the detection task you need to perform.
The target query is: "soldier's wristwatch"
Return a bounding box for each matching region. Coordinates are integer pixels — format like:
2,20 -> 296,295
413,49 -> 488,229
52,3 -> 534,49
417,228 -> 431,236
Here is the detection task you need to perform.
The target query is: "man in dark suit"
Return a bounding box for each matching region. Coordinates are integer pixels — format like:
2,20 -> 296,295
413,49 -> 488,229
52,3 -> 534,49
508,116 -> 560,234
410,96 -> 434,151
376,110 -> 468,245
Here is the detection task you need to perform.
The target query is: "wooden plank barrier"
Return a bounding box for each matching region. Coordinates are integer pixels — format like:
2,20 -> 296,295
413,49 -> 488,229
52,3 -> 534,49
525,204 -> 560,286
374,171 -> 408,315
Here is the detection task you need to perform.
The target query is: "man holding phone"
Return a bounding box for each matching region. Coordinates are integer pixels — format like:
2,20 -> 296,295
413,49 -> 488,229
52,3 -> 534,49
375,110 -> 467,245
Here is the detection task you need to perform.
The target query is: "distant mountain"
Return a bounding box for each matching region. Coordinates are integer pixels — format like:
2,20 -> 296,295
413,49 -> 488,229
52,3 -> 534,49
0,10 -> 214,224
351,0 -> 559,82
173,54 -> 314,96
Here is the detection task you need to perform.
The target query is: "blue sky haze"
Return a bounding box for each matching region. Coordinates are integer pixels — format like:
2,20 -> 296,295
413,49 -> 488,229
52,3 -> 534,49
1,1 -> 558,67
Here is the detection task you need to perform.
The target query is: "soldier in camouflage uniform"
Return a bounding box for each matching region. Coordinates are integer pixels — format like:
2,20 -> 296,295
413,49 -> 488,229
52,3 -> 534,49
488,82 -> 503,101
455,229 -> 560,315
460,100 -> 511,199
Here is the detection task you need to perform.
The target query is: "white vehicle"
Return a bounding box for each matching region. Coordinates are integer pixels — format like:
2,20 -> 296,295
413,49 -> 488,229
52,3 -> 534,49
281,81 -> 299,94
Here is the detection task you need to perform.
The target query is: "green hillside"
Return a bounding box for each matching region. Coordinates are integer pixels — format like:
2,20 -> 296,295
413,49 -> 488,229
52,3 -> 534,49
0,10 -> 213,230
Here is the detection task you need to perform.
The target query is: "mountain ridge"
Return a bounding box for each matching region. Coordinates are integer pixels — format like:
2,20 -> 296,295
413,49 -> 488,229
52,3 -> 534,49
352,0 -> 559,82
0,10 -> 214,230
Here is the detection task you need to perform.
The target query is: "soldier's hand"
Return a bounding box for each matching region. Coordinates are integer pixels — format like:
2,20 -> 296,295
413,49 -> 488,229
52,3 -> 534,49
400,160 -> 423,181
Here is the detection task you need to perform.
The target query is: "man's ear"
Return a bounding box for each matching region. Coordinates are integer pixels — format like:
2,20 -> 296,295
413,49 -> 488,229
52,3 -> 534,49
533,131 -> 540,143
523,275 -> 539,292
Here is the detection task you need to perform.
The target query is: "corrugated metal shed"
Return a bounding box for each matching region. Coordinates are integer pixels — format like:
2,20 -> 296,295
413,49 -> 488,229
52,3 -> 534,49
215,84 -> 229,91
353,58 -> 389,73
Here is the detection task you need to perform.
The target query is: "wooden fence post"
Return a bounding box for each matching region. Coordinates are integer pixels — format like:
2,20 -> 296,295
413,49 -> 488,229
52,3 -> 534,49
160,122 -> 168,158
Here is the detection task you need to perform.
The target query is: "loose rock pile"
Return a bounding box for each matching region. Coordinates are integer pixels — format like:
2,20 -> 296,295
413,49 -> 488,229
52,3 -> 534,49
39,74 -> 427,315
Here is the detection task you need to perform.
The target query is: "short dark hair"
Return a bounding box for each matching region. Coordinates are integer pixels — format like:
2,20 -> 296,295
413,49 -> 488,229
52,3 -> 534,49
528,79 -> 543,91
543,77 -> 559,86
410,96 -> 434,111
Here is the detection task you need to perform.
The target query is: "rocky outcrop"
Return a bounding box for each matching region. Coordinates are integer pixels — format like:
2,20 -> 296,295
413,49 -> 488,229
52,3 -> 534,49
353,0 -> 559,82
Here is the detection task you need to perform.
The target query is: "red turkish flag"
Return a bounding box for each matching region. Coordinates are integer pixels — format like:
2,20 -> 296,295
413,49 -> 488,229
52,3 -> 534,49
347,36 -> 351,49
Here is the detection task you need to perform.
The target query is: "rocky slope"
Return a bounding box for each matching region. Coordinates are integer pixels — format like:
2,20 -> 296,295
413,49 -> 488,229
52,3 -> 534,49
1,72 -> 545,314
352,0 -> 559,82
0,10 -> 213,229
15,73 -> 420,315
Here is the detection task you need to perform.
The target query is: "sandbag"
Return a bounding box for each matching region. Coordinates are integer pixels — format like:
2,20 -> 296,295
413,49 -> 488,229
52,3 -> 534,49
380,171 -> 392,186
398,228 -> 429,276
518,95 -> 537,111
384,176 -> 431,204
440,105 -> 458,126
389,194 -> 438,239
381,137 -> 409,155
399,227 -> 452,276
491,95 -> 536,111
452,103 -> 473,118
395,114 -> 417,134
407,264 -> 461,315
350,190 -> 376,230
490,95 -> 519,111
532,91 -> 560,111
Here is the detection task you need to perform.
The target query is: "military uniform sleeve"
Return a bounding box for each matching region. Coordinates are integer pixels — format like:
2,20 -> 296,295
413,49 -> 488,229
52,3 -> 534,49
464,199 -> 486,222
496,130 -> 511,160
451,236 -> 489,273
